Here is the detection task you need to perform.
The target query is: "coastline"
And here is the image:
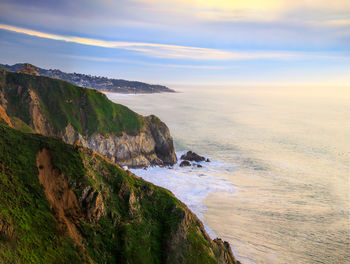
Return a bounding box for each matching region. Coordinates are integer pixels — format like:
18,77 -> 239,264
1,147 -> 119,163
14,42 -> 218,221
130,151 -> 240,260
107,87 -> 350,263
102,90 -> 179,96
130,151 -> 237,238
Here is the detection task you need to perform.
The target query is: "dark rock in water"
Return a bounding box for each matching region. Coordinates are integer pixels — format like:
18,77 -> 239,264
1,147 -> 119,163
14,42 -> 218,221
180,160 -> 191,167
196,164 -> 203,168
206,158 -> 210,162
181,151 -> 206,162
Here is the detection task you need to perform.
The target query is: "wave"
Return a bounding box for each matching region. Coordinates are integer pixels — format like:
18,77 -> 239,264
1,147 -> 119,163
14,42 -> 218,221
131,151 -> 236,238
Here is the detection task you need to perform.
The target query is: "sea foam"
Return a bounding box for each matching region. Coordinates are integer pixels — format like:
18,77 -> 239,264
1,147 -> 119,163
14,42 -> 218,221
131,151 -> 236,238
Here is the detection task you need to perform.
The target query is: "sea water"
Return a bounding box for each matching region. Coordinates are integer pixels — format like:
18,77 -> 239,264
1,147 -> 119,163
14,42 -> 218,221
107,85 -> 350,264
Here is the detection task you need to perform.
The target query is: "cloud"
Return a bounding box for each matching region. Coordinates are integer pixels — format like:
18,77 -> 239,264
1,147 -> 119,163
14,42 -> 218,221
1,0 -> 349,54
0,24 -> 344,61
134,0 -> 350,22
313,19 -> 350,27
63,54 -> 229,69
1,23 -> 348,62
0,23 -> 306,61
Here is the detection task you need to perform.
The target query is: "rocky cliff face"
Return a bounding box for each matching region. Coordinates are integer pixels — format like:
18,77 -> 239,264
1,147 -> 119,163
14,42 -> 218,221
0,123 -> 239,263
0,70 -> 177,168
60,115 -> 177,168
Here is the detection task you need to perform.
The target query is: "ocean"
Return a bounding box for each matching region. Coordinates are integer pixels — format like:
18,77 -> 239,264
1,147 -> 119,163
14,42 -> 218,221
107,85 -> 350,264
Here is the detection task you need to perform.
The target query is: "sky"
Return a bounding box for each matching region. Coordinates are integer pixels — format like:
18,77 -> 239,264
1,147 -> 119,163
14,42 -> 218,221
0,0 -> 349,85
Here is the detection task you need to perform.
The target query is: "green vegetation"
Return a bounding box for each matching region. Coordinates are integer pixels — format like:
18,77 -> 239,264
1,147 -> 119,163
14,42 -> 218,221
0,71 -> 143,136
0,123 -> 235,263
77,150 -> 184,264
10,117 -> 35,133
0,123 -> 82,263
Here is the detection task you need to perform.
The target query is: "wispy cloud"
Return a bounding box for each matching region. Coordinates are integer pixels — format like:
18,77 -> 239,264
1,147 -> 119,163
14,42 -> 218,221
63,54 -> 229,69
134,0 -> 350,23
311,19 -> 350,27
1,23 -> 340,61
0,23 -> 232,60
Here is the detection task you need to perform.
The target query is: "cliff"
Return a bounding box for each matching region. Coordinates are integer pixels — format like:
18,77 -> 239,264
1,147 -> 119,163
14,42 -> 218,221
0,70 -> 177,168
0,123 -> 239,264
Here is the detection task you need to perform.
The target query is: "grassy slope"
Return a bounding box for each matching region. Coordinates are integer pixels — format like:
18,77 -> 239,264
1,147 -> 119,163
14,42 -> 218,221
0,123 -> 227,263
0,124 -> 82,263
0,71 -> 143,136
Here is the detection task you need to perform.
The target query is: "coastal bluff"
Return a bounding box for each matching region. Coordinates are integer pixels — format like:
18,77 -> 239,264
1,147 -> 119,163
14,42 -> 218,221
0,123 -> 240,263
0,70 -> 177,168
1,62 -> 176,94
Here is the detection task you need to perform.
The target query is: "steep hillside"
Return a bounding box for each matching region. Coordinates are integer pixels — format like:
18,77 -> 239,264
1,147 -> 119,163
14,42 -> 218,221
0,123 -> 239,264
0,70 -> 177,167
1,63 -> 176,94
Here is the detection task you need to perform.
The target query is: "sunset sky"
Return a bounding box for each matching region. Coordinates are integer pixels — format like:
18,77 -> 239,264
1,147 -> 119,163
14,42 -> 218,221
0,0 -> 349,84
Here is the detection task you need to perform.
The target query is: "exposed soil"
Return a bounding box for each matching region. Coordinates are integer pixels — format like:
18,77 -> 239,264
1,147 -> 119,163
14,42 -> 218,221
36,148 -> 82,246
0,105 -> 13,128
28,89 -> 50,135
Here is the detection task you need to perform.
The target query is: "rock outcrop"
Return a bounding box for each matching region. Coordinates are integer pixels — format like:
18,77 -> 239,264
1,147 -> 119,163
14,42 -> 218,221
146,115 -> 178,165
0,70 -> 177,168
0,123 -> 240,263
180,160 -> 191,167
60,115 -> 177,168
181,150 -> 208,162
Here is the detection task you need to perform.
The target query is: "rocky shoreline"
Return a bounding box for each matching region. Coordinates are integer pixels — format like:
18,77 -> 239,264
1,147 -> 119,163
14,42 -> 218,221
0,123 -> 240,263
179,151 -> 210,167
0,70 -> 241,263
